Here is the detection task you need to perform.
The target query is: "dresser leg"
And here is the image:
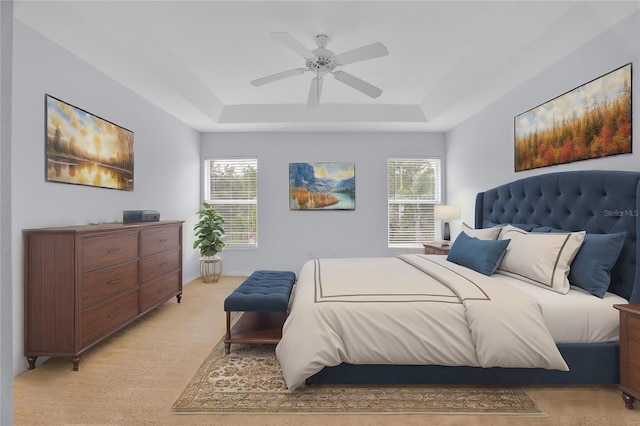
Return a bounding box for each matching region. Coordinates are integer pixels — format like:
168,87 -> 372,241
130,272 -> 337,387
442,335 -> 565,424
622,392 -> 635,409
26,356 -> 37,370
176,293 -> 182,303
72,357 -> 80,371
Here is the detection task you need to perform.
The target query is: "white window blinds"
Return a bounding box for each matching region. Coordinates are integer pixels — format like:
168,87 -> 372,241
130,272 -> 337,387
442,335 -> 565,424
387,158 -> 442,247
204,158 -> 258,247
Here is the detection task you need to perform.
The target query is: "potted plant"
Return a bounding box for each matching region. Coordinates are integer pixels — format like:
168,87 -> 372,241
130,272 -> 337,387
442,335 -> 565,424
193,202 -> 226,283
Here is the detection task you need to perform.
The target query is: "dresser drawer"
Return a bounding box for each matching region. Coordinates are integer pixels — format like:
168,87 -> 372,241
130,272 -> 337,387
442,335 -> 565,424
140,270 -> 180,312
80,289 -> 138,347
141,249 -> 180,283
81,260 -> 139,310
141,225 -> 180,257
81,231 -> 139,272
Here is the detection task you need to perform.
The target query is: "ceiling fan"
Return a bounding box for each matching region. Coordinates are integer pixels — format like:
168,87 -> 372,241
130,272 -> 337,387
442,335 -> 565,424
250,32 -> 389,108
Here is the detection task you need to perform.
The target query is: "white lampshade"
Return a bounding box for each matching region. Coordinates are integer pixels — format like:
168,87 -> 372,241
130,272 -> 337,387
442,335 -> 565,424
434,204 -> 461,221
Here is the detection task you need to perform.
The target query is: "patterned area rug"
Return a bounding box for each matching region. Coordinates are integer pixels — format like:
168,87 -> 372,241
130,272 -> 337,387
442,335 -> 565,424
172,340 -> 544,415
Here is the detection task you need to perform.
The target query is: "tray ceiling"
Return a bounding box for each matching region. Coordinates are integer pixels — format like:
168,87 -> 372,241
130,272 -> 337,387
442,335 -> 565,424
13,1 -> 640,132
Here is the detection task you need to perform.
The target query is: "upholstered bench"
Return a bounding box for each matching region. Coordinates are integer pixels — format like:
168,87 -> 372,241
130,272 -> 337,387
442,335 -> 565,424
224,270 -> 296,354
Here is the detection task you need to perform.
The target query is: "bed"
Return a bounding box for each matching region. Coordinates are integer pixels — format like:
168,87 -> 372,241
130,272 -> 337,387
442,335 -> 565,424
276,170 -> 640,389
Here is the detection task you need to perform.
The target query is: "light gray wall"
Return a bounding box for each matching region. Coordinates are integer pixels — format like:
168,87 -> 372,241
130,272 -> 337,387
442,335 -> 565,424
11,21 -> 201,376
200,132 -> 446,276
0,1 -> 13,423
446,11 -> 640,234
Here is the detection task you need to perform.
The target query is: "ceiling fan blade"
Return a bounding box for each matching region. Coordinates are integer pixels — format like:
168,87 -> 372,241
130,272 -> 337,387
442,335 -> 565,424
334,42 -> 388,66
333,71 -> 382,98
271,32 -> 316,59
307,76 -> 323,108
250,68 -> 306,86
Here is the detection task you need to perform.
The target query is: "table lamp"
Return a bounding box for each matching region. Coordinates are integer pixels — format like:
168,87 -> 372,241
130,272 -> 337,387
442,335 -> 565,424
434,204 -> 461,246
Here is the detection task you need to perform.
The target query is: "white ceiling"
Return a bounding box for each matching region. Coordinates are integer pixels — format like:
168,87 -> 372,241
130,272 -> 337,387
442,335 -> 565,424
13,0 -> 640,132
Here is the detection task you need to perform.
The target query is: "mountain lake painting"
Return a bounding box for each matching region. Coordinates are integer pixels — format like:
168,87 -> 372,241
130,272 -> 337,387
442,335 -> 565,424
289,162 -> 355,210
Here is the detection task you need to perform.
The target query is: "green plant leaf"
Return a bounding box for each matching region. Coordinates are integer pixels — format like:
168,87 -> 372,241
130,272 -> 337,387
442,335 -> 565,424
193,202 -> 226,256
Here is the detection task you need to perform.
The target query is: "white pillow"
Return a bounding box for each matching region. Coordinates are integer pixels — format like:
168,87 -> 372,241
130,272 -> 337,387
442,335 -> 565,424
461,222 -> 501,240
497,225 -> 585,294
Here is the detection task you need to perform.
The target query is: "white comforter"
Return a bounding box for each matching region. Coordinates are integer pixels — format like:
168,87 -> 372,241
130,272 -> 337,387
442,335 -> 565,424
275,254 -> 568,389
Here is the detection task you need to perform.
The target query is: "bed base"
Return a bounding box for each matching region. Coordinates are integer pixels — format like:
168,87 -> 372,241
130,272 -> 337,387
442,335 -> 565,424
309,343 -> 619,385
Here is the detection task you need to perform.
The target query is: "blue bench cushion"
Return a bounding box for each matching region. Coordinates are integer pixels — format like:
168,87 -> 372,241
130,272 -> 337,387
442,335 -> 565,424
224,270 -> 296,312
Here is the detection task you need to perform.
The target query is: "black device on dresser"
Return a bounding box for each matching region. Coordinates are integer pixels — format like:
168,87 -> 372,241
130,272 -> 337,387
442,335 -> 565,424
123,210 -> 160,223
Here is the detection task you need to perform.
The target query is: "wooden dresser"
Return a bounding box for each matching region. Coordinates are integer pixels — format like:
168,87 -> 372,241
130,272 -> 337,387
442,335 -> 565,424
23,220 -> 183,371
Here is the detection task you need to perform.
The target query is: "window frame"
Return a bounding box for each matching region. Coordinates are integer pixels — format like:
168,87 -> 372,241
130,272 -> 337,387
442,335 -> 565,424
387,157 -> 442,248
203,158 -> 258,249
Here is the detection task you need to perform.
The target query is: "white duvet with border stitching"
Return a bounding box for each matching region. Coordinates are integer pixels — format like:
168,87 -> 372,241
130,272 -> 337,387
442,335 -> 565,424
275,254 -> 568,390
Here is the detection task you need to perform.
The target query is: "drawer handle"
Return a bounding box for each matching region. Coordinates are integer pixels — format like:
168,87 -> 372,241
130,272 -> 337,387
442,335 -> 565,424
159,238 -> 168,243
107,248 -> 119,253
107,279 -> 120,285
160,262 -> 166,267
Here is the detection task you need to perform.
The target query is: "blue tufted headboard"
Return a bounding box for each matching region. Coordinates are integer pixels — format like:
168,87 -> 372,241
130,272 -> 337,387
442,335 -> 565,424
475,170 -> 640,303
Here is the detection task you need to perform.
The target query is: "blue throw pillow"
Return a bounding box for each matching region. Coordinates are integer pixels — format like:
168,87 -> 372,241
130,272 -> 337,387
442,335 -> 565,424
447,232 -> 511,276
569,232 -> 626,298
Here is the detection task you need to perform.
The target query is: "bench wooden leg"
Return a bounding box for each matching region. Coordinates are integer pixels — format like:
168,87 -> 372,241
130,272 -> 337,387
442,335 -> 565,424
225,311 -> 231,354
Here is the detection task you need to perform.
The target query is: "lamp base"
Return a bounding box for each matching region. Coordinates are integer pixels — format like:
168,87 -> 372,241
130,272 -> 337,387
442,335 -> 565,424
442,222 -> 451,246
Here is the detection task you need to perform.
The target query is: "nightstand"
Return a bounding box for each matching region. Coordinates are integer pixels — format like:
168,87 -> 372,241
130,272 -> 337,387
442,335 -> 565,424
614,304 -> 640,409
422,242 -> 451,255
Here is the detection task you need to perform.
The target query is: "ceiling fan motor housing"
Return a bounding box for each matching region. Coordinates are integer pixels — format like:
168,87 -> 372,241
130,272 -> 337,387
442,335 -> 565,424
306,49 -> 337,75
306,35 -> 336,76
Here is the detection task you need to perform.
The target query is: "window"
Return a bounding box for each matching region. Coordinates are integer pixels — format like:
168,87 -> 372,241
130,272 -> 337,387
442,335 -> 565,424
387,158 -> 441,247
204,158 -> 258,248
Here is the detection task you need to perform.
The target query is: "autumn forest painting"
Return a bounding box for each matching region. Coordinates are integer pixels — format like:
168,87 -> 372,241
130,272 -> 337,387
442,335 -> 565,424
46,95 -> 134,190
515,63 -> 631,172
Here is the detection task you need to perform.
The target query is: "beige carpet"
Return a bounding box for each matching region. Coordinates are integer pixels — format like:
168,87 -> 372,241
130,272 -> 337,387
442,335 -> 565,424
14,276 -> 640,426
173,340 -> 543,415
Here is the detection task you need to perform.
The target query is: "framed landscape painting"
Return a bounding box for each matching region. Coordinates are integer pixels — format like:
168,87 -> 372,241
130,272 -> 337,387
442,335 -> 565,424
289,162 -> 355,210
45,95 -> 134,190
514,63 -> 631,172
